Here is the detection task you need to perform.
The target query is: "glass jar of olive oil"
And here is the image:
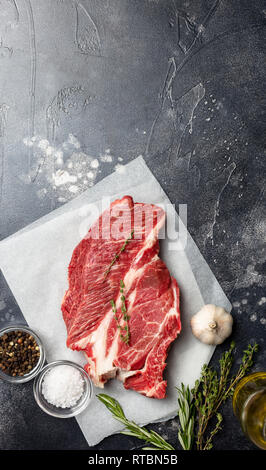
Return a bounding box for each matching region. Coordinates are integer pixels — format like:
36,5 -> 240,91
233,371 -> 266,450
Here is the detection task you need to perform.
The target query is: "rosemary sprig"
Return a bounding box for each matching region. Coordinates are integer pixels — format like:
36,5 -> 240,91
104,230 -> 134,279
176,383 -> 195,450
192,341 -> 258,450
97,393 -> 174,450
97,342 -> 258,452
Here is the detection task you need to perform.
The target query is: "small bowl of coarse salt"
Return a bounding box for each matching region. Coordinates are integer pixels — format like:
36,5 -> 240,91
33,360 -> 93,418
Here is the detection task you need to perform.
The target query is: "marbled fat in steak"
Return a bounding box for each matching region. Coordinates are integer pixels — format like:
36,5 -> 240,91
61,196 -> 181,399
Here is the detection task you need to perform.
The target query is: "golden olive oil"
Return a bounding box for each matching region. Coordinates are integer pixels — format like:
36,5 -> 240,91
233,372 -> 266,450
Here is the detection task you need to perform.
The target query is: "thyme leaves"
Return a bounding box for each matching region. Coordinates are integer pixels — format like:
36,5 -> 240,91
97,341 -> 258,451
176,341 -> 258,450
110,280 -> 130,345
104,230 -> 134,279
119,280 -> 130,345
192,341 -> 258,450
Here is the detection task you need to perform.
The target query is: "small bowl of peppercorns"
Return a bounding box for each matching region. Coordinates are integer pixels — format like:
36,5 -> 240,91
0,325 -> 45,383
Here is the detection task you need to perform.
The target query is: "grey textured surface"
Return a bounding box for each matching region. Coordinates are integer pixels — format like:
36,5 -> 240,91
0,0 -> 265,450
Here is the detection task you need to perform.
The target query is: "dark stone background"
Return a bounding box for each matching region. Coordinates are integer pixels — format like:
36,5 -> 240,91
0,0 -> 265,450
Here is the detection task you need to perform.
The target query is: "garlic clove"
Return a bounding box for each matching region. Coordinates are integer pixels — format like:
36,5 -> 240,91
190,304 -> 233,345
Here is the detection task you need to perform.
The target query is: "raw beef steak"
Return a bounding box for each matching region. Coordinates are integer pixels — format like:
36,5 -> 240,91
61,195 -> 181,399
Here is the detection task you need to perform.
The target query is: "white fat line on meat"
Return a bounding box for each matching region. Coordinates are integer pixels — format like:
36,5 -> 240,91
117,280 -> 180,389
76,300 -> 124,387
85,311 -> 119,386
89,262 -> 150,384
76,258 -> 157,385
133,214 -> 165,265
75,214 -> 166,386
79,271 -> 179,388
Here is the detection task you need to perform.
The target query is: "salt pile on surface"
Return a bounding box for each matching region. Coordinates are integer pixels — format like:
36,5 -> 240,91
42,365 -> 84,408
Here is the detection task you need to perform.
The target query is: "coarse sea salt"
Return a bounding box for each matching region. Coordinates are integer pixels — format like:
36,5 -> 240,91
41,365 -> 84,408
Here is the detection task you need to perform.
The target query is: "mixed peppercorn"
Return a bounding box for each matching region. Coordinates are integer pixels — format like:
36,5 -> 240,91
0,330 -> 40,377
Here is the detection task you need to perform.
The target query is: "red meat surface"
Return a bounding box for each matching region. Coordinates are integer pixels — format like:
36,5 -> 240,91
61,195 -> 181,399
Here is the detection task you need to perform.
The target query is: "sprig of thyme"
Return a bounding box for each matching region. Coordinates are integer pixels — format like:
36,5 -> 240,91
97,393 -> 174,450
97,342 -> 258,451
104,230 -> 134,279
192,341 -> 259,450
119,280 -> 130,345
110,299 -> 120,325
110,280 -> 130,345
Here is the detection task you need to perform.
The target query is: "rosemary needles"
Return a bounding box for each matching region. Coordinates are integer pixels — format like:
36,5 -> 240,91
97,340 -> 258,450
97,393 -> 174,450
176,383 -> 195,450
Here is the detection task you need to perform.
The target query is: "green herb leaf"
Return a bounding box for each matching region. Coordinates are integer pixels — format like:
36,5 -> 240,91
104,231 -> 134,279
97,393 -> 174,450
192,341 -> 258,450
176,383 -> 195,450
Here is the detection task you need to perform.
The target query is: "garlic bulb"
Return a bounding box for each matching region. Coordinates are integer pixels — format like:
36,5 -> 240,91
190,304 -> 233,345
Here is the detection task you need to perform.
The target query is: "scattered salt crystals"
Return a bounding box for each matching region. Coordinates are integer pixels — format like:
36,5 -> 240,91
37,188 -> 47,200
100,153 -> 113,163
198,24 -> 205,33
55,150 -> 64,166
90,159 -> 99,169
115,163 -> 125,174
53,170 -> 77,187
68,133 -> 81,149
45,146 -> 55,157
258,297 -> 266,306
41,365 -> 84,408
21,134 -> 118,200
23,137 -> 34,147
38,139 -> 50,151
68,185 -> 79,193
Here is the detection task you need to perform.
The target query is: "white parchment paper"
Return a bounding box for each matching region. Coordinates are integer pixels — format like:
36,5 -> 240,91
0,156 -> 231,446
